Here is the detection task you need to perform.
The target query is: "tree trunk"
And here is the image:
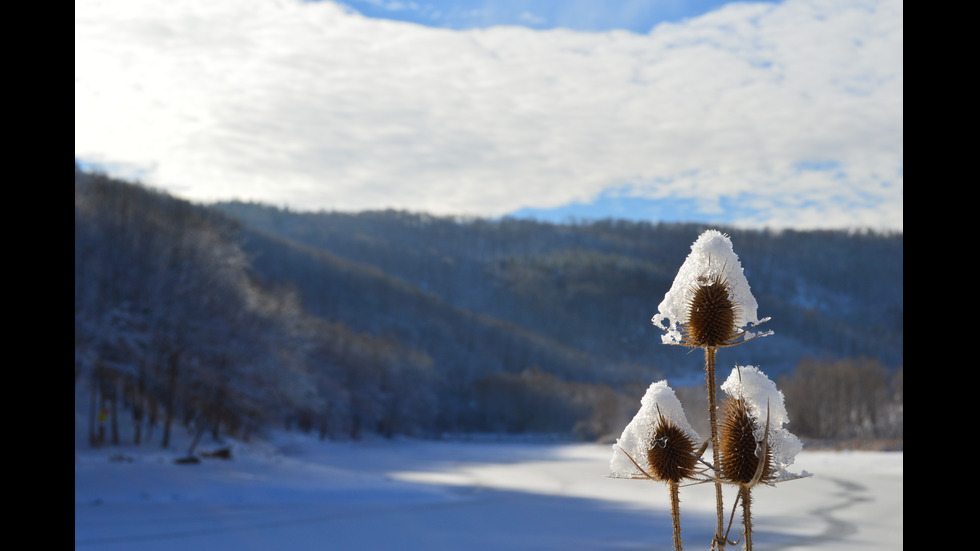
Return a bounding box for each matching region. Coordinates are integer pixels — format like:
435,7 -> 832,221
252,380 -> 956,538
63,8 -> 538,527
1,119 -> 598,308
110,378 -> 120,445
211,389 -> 223,441
161,351 -> 179,449
88,371 -> 99,447
132,367 -> 146,445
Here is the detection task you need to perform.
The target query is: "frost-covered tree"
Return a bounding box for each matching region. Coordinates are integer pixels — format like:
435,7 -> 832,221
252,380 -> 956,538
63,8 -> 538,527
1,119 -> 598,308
75,171 -> 321,450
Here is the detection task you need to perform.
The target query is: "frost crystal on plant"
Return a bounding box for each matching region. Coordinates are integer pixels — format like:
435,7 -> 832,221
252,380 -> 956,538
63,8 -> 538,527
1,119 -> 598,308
652,230 -> 770,346
721,365 -> 803,481
610,381 -> 700,479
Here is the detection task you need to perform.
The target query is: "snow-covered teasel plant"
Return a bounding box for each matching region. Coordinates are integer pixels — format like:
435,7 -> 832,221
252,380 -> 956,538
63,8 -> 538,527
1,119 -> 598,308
610,381 -> 703,551
719,365 -> 808,549
720,365 -> 804,482
610,381 -> 701,480
652,229 -> 772,348
611,230 -> 806,551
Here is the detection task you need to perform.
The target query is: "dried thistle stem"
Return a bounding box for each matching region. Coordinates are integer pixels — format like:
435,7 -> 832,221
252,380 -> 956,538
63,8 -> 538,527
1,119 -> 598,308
667,482 -> 683,551
740,487 -> 753,551
669,481 -> 682,551
704,346 -> 728,550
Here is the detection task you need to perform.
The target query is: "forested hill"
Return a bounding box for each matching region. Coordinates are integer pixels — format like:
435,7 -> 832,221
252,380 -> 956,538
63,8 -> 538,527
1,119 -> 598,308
76,167 -> 902,445
215,201 -> 903,378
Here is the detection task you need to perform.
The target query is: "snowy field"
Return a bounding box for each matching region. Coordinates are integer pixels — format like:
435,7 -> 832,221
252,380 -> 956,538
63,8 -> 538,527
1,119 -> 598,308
75,432 -> 902,550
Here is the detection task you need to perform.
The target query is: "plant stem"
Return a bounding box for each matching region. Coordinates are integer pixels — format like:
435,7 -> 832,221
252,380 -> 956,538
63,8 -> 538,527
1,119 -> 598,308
741,486 -> 753,551
705,346 -> 726,550
669,481 -> 682,551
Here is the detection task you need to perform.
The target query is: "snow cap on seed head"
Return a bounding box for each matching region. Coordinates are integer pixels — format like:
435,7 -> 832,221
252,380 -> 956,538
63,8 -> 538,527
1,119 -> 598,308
610,380 -> 700,479
652,230 -> 769,346
721,365 -> 804,481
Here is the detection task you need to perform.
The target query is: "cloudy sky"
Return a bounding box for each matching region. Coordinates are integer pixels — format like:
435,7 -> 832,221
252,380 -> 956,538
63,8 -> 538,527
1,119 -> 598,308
75,0 -> 903,231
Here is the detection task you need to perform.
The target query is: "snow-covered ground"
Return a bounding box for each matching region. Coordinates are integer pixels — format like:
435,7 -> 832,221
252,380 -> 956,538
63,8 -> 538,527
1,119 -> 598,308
75,431 -> 902,550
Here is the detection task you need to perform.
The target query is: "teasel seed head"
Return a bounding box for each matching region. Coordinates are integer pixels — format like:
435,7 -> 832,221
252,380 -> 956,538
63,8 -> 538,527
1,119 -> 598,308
684,274 -> 739,348
720,396 -> 775,486
609,381 -> 702,484
652,230 -> 773,347
646,411 -> 699,483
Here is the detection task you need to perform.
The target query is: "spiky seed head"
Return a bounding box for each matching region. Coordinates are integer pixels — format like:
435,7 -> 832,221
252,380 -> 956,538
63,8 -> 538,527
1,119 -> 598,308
646,412 -> 698,483
684,274 -> 739,347
720,396 -> 775,486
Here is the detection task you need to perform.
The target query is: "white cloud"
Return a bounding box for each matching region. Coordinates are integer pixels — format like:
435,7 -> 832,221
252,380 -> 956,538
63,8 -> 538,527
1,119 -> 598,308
75,0 -> 903,230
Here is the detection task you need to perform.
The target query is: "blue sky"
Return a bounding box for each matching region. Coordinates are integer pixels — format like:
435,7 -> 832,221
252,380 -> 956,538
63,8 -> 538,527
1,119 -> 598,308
330,0 -> 775,33
75,0 -> 902,230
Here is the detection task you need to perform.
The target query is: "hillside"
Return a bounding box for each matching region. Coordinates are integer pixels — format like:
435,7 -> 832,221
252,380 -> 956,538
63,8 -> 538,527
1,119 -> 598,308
216,201 -> 903,379
76,166 -> 902,445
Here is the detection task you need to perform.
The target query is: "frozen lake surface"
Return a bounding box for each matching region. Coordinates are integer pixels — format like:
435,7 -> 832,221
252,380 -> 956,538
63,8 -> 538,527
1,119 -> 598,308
75,433 -> 902,550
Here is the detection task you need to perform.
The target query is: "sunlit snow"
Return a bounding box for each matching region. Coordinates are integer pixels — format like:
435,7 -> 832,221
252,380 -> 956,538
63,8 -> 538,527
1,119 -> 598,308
75,429 -> 902,551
